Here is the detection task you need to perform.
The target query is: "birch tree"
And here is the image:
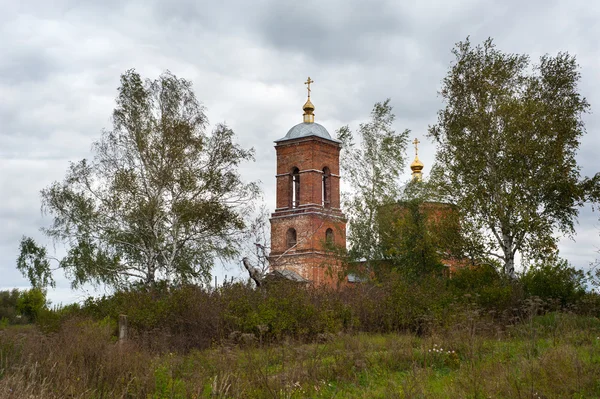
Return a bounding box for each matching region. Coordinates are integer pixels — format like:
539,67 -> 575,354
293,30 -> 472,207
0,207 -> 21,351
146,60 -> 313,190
18,69 -> 259,289
429,38 -> 596,277
338,99 -> 409,262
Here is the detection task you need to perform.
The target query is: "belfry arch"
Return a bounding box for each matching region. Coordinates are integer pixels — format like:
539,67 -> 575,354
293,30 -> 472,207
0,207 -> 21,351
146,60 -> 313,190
322,166 -> 331,207
291,167 -> 300,208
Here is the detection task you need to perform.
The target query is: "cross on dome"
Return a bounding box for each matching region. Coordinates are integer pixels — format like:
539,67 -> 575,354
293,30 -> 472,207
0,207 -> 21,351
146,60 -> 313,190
302,76 -> 315,123
412,138 -> 420,156
304,77 -> 314,97
410,137 -> 424,181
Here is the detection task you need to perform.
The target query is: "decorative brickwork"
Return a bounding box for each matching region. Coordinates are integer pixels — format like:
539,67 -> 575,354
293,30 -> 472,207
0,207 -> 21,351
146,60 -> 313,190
269,135 -> 347,286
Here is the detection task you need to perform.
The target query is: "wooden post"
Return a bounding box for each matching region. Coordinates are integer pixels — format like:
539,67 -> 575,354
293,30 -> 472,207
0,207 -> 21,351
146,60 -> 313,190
118,314 -> 128,344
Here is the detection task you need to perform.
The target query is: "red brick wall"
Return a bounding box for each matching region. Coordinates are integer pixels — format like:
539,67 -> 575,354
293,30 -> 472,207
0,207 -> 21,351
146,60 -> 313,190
274,138 -> 341,209
270,212 -> 346,255
270,135 -> 346,287
269,252 -> 346,286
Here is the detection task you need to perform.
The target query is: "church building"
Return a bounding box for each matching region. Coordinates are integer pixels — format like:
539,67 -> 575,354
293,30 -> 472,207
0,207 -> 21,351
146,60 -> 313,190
268,78 -> 347,285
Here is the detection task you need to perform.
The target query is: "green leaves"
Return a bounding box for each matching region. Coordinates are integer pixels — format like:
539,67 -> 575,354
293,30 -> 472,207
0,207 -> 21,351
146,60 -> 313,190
17,237 -> 54,289
18,70 -> 259,289
338,99 -> 409,263
15,288 -> 48,322
429,37 -> 592,276
521,258 -> 586,306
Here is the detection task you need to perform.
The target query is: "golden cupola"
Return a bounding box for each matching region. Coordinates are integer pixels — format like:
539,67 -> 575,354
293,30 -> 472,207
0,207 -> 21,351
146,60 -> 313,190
410,138 -> 424,181
302,76 -> 315,123
275,77 -> 340,144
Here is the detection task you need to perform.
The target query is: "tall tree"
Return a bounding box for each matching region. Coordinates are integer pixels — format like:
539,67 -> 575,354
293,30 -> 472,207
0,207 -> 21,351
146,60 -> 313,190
18,70 -> 259,289
429,38 -> 596,277
337,99 -> 409,262
378,181 -> 463,279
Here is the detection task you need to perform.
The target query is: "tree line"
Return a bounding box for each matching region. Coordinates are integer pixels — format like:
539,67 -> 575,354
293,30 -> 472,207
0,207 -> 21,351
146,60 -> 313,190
16,37 -> 600,290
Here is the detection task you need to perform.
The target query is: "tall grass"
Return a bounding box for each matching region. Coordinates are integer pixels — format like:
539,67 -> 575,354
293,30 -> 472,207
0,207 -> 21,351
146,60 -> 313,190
1,268 -> 599,397
1,312 -> 599,398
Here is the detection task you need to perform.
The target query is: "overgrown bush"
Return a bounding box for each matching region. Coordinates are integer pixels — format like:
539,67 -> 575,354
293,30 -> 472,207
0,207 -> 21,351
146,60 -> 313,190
0,288 -> 51,326
448,264 -> 520,311
16,258 -> 595,354
521,258 -> 586,307
16,288 -> 48,322
72,269 -> 521,351
78,281 -> 353,351
0,289 -> 22,325
36,302 -> 82,333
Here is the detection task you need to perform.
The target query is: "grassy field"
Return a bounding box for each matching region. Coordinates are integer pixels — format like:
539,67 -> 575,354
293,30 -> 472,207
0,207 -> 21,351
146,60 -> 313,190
1,312 -> 599,398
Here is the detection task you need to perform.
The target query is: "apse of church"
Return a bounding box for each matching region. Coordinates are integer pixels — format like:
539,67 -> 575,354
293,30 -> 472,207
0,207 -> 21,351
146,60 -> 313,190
268,78 -> 347,285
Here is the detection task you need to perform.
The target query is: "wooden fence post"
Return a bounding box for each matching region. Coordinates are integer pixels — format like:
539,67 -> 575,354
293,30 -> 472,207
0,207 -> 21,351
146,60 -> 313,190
119,314 -> 128,345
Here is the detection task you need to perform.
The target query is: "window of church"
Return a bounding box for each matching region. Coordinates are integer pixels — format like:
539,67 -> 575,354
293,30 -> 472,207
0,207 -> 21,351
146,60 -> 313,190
287,228 -> 297,249
322,167 -> 331,207
325,228 -> 334,244
291,167 -> 300,208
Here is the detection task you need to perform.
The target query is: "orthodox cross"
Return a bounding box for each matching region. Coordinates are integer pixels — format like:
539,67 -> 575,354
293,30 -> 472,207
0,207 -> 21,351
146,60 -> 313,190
304,77 -> 314,97
413,138 -> 420,156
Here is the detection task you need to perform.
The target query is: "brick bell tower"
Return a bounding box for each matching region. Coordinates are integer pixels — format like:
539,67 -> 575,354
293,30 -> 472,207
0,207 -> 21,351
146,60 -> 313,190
268,77 -> 346,285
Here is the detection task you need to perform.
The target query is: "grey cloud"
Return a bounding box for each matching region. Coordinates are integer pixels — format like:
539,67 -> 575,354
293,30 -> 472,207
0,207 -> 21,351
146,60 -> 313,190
0,50 -> 60,85
255,0 -> 409,64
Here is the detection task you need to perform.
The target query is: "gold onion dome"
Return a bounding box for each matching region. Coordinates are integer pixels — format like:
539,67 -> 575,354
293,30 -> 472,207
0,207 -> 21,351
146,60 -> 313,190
410,155 -> 424,172
275,76 -> 340,143
303,97 -> 315,113
410,138 -> 424,181
302,76 -> 315,123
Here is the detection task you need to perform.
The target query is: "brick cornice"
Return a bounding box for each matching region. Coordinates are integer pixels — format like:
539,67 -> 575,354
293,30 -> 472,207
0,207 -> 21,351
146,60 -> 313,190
274,135 -> 342,148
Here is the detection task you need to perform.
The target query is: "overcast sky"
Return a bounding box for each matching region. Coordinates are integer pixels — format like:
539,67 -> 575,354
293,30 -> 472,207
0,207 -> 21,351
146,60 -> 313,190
1,0 -> 599,304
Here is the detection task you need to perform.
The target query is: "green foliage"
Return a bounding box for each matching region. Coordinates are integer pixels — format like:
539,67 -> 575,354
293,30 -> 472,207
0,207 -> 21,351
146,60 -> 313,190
448,264 -> 517,310
429,37 -> 596,277
224,282 -> 348,339
521,258 -> 586,306
18,69 -> 259,289
0,289 -> 23,325
153,363 -> 186,399
337,99 -> 410,262
16,237 -> 54,289
378,197 -> 450,279
16,288 -> 48,322
3,314 -> 599,398
23,259 -> 592,352
382,273 -> 453,333
80,282 -> 351,349
35,303 -> 82,333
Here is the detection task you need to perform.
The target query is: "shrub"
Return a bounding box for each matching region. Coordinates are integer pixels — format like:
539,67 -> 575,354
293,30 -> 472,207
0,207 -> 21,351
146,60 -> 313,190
448,264 -> 519,311
16,288 -> 48,322
0,289 -> 22,325
520,258 -> 586,307
36,302 -> 82,333
27,260 -> 590,354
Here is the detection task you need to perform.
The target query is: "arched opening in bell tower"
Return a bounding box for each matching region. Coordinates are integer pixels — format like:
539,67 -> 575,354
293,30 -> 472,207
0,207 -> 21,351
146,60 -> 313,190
286,228 -> 297,249
325,228 -> 334,244
291,167 -> 300,208
322,167 -> 331,207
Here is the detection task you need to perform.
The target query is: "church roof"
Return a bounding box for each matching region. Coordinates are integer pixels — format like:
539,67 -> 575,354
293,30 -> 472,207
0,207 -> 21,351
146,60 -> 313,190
275,122 -> 341,144
265,269 -> 309,283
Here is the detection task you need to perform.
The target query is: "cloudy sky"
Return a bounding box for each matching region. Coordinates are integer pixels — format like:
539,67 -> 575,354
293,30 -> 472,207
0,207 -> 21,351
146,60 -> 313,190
1,0 -> 599,304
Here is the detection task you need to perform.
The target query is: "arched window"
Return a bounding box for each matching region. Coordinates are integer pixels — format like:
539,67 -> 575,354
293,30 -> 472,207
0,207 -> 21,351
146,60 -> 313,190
291,167 -> 300,208
286,228 -> 297,249
322,167 -> 331,207
325,228 -> 334,244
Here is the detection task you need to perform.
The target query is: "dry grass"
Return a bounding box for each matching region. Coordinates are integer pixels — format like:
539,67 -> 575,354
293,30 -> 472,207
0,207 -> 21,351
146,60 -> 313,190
1,312 -> 599,398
